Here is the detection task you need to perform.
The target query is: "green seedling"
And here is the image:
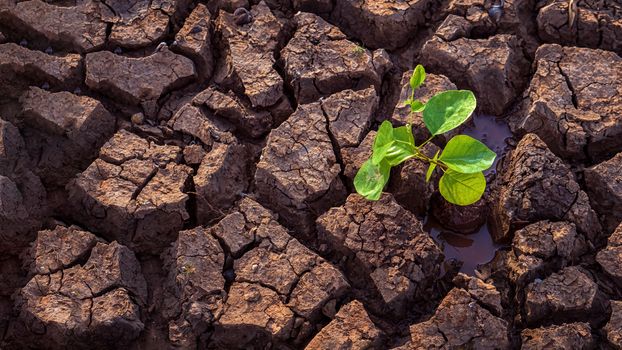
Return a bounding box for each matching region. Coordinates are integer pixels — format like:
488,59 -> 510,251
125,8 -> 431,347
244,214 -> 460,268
354,65 -> 496,206
353,44 -> 366,55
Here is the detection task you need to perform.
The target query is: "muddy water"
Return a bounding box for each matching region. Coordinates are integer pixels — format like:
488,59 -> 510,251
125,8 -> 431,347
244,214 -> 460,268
425,217 -> 502,274
426,114 -> 512,274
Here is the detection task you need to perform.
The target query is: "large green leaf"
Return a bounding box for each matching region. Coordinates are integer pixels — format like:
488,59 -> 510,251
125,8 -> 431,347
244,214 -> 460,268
371,121 -> 416,166
354,158 -> 391,200
423,90 -> 477,136
439,170 -> 486,206
410,65 -> 426,91
440,135 -> 496,174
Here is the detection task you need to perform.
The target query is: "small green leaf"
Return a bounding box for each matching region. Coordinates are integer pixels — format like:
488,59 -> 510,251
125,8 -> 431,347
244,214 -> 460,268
410,65 -> 426,91
373,120 -> 393,151
440,135 -> 497,173
354,158 -> 391,200
372,121 -> 416,166
439,170 -> 486,206
426,150 -> 441,182
410,100 -> 426,113
423,90 -> 477,136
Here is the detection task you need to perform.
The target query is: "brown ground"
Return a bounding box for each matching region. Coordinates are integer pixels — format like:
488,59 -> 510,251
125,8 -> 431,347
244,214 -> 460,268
1,0 -> 622,349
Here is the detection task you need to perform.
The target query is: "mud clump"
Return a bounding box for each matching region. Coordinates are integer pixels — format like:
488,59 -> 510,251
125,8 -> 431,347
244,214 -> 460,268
596,223 -> 622,288
0,43 -> 82,98
537,0 -> 622,55
305,300 -> 382,349
0,118 -> 47,252
521,322 -> 594,349
506,220 -> 587,288
18,87 -> 116,186
489,133 -> 601,243
172,3 -> 214,80
280,12 -> 384,104
316,194 -> 443,315
215,1 -> 289,109
254,102 -> 346,238
85,46 -> 196,109
6,226 -> 147,349
399,286 -> 510,349
66,130 -> 192,253
421,26 -> 530,115
523,266 -> 609,327
162,198 -> 349,348
585,151 -> 622,234
510,44 -> 622,162
0,0 -> 107,53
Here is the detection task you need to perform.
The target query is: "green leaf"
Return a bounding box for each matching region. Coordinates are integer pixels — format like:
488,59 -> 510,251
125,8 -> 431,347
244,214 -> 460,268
373,120 -> 393,151
426,150 -> 441,182
439,170 -> 486,206
410,100 -> 426,113
439,135 -> 497,173
371,121 -> 416,166
410,65 -> 426,91
354,158 -> 391,200
423,90 -> 477,136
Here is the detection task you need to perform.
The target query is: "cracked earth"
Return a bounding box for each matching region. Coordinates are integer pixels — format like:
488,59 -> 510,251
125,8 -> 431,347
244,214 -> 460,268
1,0 -> 622,349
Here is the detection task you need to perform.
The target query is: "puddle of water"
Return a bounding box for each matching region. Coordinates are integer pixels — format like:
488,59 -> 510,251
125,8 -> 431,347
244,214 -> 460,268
424,114 -> 512,274
425,217 -> 502,275
460,114 -> 513,175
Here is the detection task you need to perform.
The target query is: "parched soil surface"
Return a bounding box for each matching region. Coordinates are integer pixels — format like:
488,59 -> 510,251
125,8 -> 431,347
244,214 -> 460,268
1,0 -> 622,349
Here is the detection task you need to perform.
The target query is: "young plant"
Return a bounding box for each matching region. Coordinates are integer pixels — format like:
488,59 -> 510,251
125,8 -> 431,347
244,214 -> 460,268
354,65 -> 496,206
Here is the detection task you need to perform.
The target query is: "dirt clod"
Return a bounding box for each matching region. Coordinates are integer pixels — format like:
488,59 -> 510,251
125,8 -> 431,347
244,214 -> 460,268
317,193 -> 443,315
280,12 -> 382,104
7,227 -> 147,349
66,130 -> 191,253
521,322 -> 594,350
85,46 -> 196,107
524,266 -> 609,326
305,300 -> 382,349
489,133 -> 601,243
510,44 -> 622,162
255,102 -> 346,237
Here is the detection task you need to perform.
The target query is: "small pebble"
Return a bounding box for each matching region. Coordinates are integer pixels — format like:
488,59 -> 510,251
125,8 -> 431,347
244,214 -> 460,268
233,7 -> 252,26
41,82 -> 50,90
131,112 -> 145,125
114,47 -> 122,54
19,39 -> 28,47
45,47 -> 53,54
73,87 -> 82,95
156,42 -> 167,51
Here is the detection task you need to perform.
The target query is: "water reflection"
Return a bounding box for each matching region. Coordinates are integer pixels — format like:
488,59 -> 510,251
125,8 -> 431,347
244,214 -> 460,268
425,217 -> 502,274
